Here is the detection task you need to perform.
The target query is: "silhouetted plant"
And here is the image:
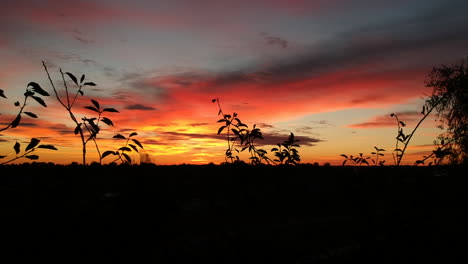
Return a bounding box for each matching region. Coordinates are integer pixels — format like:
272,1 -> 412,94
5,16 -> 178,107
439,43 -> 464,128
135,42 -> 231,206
1,82 -> 56,164
212,98 -> 271,165
271,132 -> 301,165
415,138 -> 453,166
42,61 -> 118,165
370,146 -> 386,166
424,57 -> 468,164
0,138 -> 57,165
340,153 -> 370,166
82,99 -> 119,163
390,98 -> 442,166
101,132 -> 144,164
238,124 -> 272,165
1,82 -> 50,132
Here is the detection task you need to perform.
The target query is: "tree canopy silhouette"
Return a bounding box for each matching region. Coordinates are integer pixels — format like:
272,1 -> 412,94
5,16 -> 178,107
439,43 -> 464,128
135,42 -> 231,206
425,56 -> 468,164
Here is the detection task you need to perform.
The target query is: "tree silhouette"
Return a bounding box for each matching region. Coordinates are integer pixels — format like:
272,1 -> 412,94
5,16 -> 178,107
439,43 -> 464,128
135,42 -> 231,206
425,56 -> 468,164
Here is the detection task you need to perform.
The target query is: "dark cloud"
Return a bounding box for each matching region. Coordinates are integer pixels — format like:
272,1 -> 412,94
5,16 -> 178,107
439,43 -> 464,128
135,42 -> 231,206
69,29 -> 94,45
188,122 -> 210,127
0,122 -> 37,127
260,32 -> 288,48
154,130 -> 321,147
126,104 -> 156,111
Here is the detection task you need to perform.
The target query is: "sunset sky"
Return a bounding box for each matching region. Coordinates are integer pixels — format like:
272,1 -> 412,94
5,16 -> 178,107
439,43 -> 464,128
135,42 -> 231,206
1,0 -> 467,165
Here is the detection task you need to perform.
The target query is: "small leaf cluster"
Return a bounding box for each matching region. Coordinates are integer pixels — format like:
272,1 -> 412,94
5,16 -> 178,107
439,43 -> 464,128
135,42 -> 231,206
1,82 -> 50,132
370,146 -> 386,166
271,132 -> 301,165
213,98 -> 298,165
79,99 -> 119,143
101,132 -> 144,164
340,153 -> 371,166
415,138 -> 453,166
42,62 -> 121,165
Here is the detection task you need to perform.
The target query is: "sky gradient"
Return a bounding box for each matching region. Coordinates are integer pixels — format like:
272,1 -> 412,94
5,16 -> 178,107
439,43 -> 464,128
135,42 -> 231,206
1,0 -> 468,165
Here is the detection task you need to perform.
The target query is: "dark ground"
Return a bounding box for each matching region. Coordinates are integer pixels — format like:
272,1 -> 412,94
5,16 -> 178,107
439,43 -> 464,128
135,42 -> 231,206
1,164 -> 467,263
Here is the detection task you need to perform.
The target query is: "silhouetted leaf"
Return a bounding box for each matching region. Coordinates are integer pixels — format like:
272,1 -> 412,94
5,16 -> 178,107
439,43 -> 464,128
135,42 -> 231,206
90,99 -> 100,110
11,114 -> 21,128
0,155 -> 6,159
217,119 -> 225,123
113,134 -> 126,139
74,124 -> 82,135
119,147 -> 132,151
371,152 -> 376,155
14,142 -> 20,155
38,144 -> 58,150
212,99 -> 217,103
399,121 -> 406,127
86,133 -> 96,142
80,74 -> 85,84
24,90 -> 34,97
101,150 -> 116,159
27,82 -> 49,96
217,126 -> 226,134
79,90 -> 84,96
14,101 -> 19,106
25,155 -> 39,160
66,72 -> 78,85
84,106 -> 99,113
340,154 -> 348,159
123,153 -> 132,163
342,160 -> 347,166
378,148 -> 385,152
83,82 -> 96,86
390,113 -> 395,117
101,117 -> 114,126
31,95 -> 47,107
24,112 -> 38,118
103,108 -> 119,113
129,144 -> 138,152
132,139 -> 143,148
129,132 -> 138,137
0,89 -> 6,98
26,138 -> 40,151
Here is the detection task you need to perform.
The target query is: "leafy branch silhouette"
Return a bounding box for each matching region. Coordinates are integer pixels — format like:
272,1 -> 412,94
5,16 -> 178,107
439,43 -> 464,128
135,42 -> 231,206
340,153 -> 371,166
391,95 -> 443,166
0,138 -> 57,165
271,132 -> 301,165
101,132 -> 144,164
212,98 -> 270,164
42,61 -> 118,165
213,98 -> 301,165
1,82 -> 50,132
1,82 -> 57,164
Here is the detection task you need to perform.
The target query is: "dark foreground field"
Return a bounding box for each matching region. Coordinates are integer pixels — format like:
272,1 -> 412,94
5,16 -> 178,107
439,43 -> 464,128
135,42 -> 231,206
1,164 -> 467,263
